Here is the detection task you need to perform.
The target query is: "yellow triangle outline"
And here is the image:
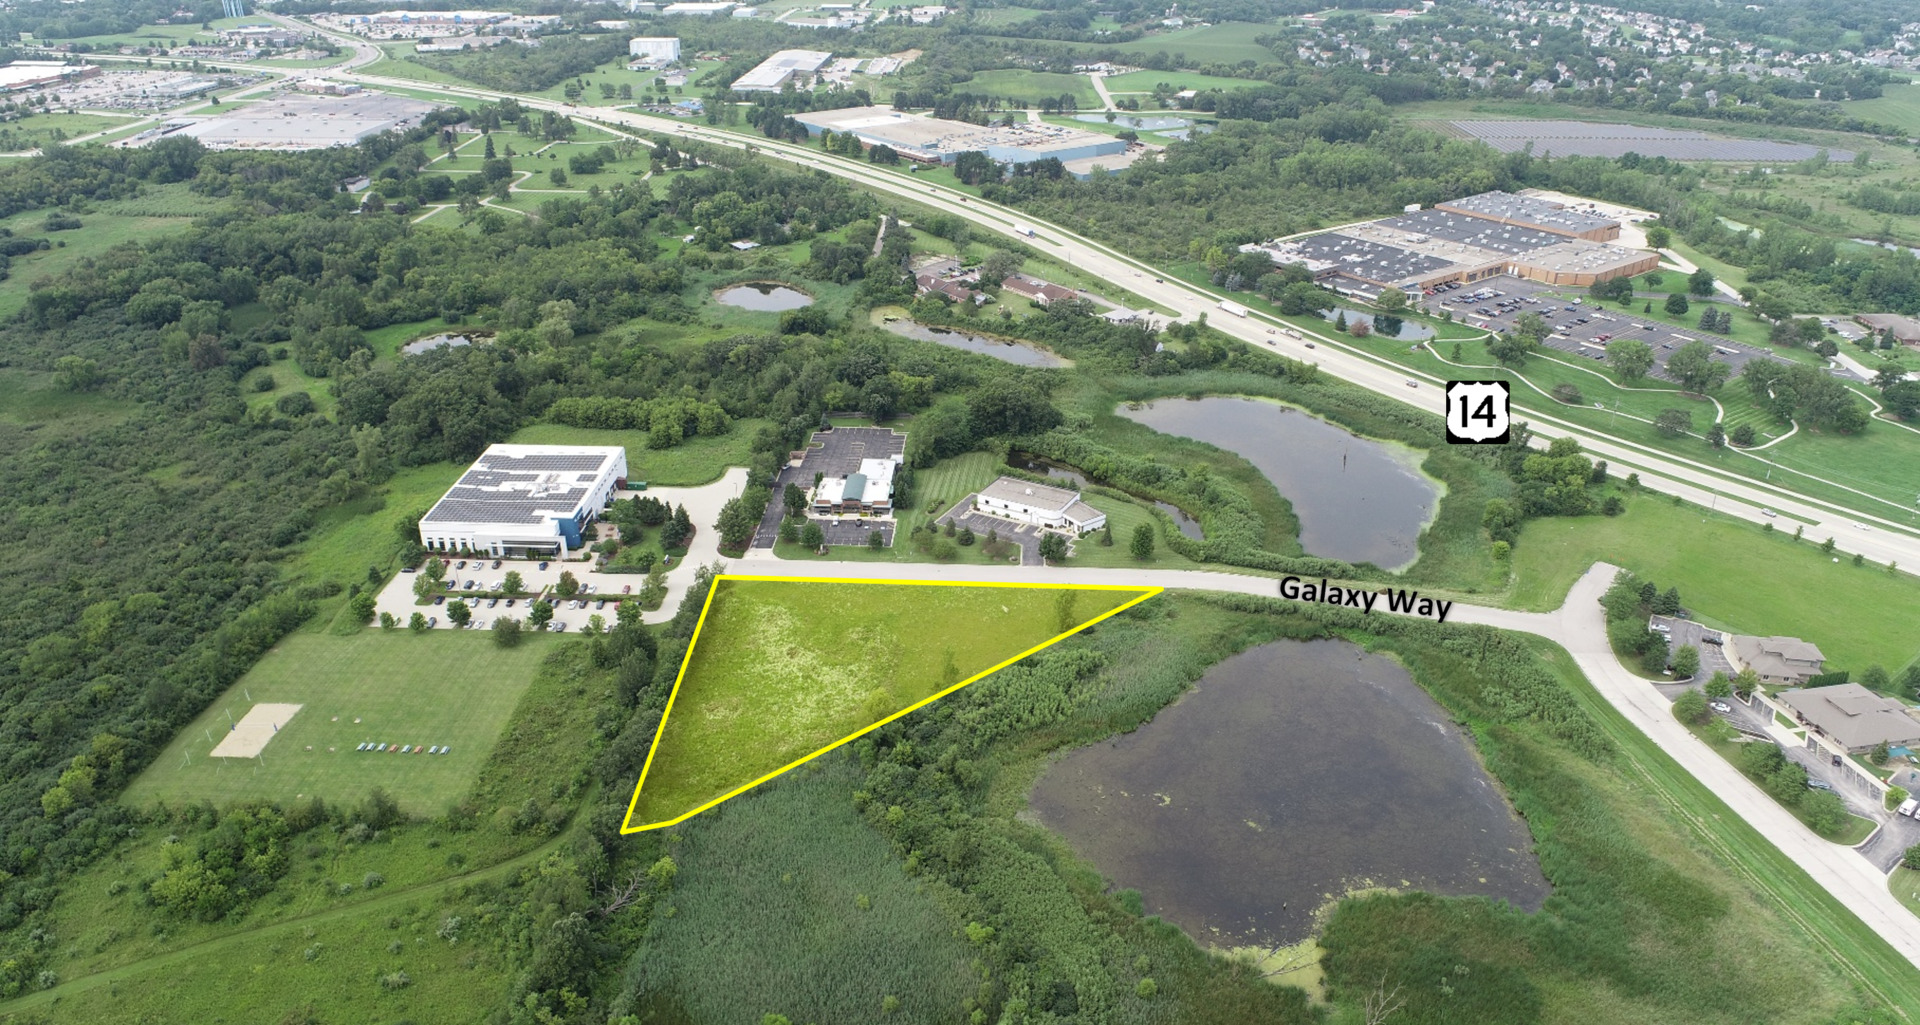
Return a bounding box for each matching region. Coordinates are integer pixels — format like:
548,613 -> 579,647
620,574 -> 1161,833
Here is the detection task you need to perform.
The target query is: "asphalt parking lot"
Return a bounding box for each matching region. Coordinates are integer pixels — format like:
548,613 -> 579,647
1649,614 -> 1732,679
753,426 -> 907,549
937,497 -> 1046,565
1424,274 -> 1786,385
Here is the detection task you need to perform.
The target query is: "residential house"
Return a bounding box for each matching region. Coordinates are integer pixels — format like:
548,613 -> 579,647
1002,275 -> 1078,305
1730,634 -> 1826,685
1778,683 -> 1920,754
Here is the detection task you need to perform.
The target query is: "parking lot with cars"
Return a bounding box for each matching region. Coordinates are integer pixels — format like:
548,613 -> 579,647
1423,274 -> 1788,385
1648,614 -> 1733,680
406,555 -> 648,633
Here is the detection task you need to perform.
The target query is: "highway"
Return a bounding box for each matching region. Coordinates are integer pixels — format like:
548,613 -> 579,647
294,43 -> 1920,573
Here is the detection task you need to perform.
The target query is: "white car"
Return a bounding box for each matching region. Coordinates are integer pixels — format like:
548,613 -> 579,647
1760,508 -> 1775,517
1709,701 -> 1731,714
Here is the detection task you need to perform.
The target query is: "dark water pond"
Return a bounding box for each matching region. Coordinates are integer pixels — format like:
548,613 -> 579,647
1073,113 -> 1191,131
1029,639 -> 1550,946
714,282 -> 814,312
880,318 -> 1069,368
1318,306 -> 1435,341
1008,452 -> 1204,539
1117,396 -> 1438,569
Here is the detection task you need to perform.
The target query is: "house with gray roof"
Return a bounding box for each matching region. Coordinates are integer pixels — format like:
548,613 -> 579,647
973,476 -> 1106,533
1729,634 -> 1826,685
1778,683 -> 1920,754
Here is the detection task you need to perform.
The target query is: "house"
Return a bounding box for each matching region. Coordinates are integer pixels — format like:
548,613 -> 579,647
1002,275 -> 1078,305
1854,312 -> 1920,346
1730,634 -> 1826,685
812,457 -> 899,515
972,477 -> 1106,533
1778,683 -> 1920,754
915,273 -> 982,304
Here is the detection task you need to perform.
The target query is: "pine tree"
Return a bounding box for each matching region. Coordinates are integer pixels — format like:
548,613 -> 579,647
1099,522 -> 1114,547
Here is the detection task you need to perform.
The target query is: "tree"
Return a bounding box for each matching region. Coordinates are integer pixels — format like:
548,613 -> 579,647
1734,667 -> 1760,697
868,529 -> 884,551
1704,672 -> 1732,699
1130,523 -> 1155,561
556,571 -> 580,597
1730,423 -> 1755,446
1487,329 -> 1538,366
504,570 -> 524,594
53,355 -> 101,392
1375,289 -> 1407,312
669,504 -> 694,548
1820,536 -> 1836,555
528,600 -> 553,629
800,521 -> 824,550
350,591 -> 377,623
1606,339 -> 1654,381
1904,845 -> 1920,871
1673,688 -> 1708,723
1801,790 -> 1848,836
957,526 -> 975,546
1871,741 -> 1892,765
1653,408 -> 1693,437
1038,533 -> 1068,563
978,249 -> 1020,287
1863,664 -> 1891,692
1664,293 -> 1690,317
549,167 -> 568,187
1672,644 -> 1700,678
1687,268 -> 1715,297
492,617 -> 522,647
1664,341 -> 1729,392
1706,421 -> 1725,448
1645,225 -> 1671,249
409,612 -> 428,633
778,521 -> 799,545
446,599 -> 470,626
783,482 -> 807,518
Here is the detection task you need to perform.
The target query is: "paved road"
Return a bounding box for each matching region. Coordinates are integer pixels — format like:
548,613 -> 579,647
728,548 -> 1920,967
314,61 -> 1920,569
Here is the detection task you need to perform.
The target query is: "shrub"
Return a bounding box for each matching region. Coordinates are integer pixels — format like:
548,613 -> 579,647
1673,689 -> 1707,723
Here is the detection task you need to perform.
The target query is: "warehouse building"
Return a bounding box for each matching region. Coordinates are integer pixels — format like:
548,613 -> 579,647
1434,190 -> 1621,242
811,456 -> 899,515
419,444 -> 626,558
790,105 -> 1125,167
0,61 -> 100,93
732,49 -> 833,91
972,477 -> 1106,533
628,36 -> 680,61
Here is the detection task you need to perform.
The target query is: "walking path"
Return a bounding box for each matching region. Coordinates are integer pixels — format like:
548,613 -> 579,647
729,548 -> 1920,966
1089,72 -> 1117,112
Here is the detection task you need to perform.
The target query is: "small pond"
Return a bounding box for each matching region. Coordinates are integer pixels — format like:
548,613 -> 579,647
1073,113 -> 1192,131
402,332 -> 482,356
1156,124 -> 1216,141
1009,452 -> 1204,540
1318,306 -> 1435,342
714,282 -> 814,312
880,318 -> 1069,368
1117,396 -> 1437,569
1029,639 -> 1550,946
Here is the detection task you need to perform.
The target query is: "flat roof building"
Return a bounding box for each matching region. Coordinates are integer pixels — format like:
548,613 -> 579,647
812,456 -> 899,515
420,444 -> 626,558
662,1 -> 736,13
628,36 -> 680,61
973,477 -> 1106,534
1778,683 -> 1920,754
1434,190 -> 1621,241
162,92 -> 439,151
0,61 -> 99,92
732,49 -> 833,92
790,105 -> 1125,168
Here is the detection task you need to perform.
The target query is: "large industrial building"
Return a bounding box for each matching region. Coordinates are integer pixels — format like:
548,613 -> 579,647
790,105 -> 1126,167
0,61 -> 99,93
731,49 -> 833,91
628,36 -> 680,61
1242,190 -> 1656,297
157,92 -> 440,151
419,444 -> 627,558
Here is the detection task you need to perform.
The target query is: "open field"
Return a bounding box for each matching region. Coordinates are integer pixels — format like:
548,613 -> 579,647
1894,867 -> 1920,919
1104,22 -> 1279,63
1507,492 -> 1920,674
0,111 -> 139,152
1842,80 -> 1920,136
960,69 -> 1100,107
123,630 -> 555,815
626,578 -> 1152,829
1102,69 -> 1264,93
0,184 -> 227,318
505,420 -> 766,486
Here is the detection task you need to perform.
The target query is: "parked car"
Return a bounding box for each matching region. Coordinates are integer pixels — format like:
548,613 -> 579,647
492,559 -> 503,569
596,600 -> 607,610
1709,701 -> 1731,714
428,618 -> 437,628
488,598 -> 499,608
623,584 -> 633,594
1807,778 -> 1834,791
554,621 -> 568,632
433,595 -> 445,605
539,561 -> 550,570
505,598 -> 516,607
456,560 -> 467,570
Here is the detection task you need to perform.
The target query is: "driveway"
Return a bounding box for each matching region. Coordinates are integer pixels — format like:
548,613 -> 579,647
936,497 -> 1042,565
754,426 -> 907,548
1650,614 -> 1733,680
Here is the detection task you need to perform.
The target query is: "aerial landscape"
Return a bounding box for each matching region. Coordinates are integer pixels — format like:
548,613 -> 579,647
1,0 -> 1919,1020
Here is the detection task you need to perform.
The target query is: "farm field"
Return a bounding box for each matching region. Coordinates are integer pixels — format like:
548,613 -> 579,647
960,68 -> 1100,107
1104,22 -> 1279,64
122,630 -> 556,815
1102,69 -> 1263,93
625,578 -> 1153,829
1507,492 -> 1920,674
1842,80 -> 1920,136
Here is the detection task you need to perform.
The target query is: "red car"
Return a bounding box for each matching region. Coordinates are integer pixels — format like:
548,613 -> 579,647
622,584 -> 633,594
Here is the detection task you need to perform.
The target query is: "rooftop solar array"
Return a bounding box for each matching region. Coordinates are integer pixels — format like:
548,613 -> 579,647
421,447 -> 621,526
1434,188 -> 1622,235
1290,232 -> 1453,285
1375,210 -> 1568,256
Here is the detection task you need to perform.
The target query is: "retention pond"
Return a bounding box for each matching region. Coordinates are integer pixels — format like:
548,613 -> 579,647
1116,396 -> 1438,569
880,318 -> 1069,368
714,282 -> 814,312
1029,639 -> 1550,946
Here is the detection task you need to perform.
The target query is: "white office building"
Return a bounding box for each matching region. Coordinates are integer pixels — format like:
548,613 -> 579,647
419,444 -> 626,558
972,477 -> 1106,533
731,49 -> 833,91
628,36 -> 680,61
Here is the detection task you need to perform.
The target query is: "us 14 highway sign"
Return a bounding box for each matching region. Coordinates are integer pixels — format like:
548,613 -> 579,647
1445,381 -> 1511,444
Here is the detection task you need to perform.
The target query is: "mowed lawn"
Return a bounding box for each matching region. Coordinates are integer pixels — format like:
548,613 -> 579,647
124,630 -> 554,815
1509,495 -> 1920,674
628,579 -> 1151,828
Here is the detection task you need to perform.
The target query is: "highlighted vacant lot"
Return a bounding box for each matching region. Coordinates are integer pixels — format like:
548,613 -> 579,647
124,630 -> 553,815
624,576 -> 1157,831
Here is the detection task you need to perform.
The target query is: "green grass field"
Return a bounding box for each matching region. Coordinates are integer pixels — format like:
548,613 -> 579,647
1893,866 -> 1920,919
506,419 -> 766,487
627,579 -> 1150,828
960,69 -> 1100,107
1843,81 -> 1920,135
123,630 -> 556,815
0,184 -> 227,318
1106,22 -> 1280,63
1508,492 -> 1920,674
1102,69 -> 1263,93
